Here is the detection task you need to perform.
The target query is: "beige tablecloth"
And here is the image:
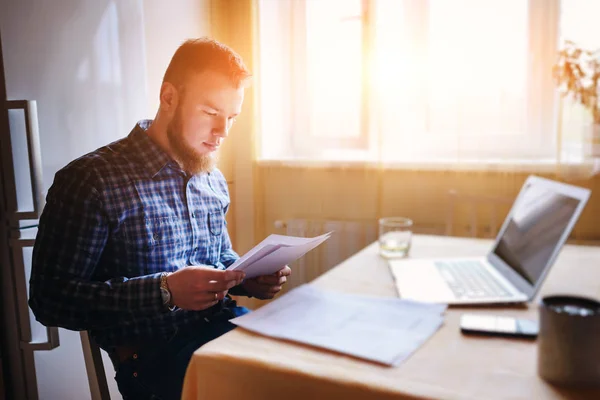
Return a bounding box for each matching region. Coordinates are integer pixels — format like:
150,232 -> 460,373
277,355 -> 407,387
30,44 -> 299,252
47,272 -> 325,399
182,235 -> 600,399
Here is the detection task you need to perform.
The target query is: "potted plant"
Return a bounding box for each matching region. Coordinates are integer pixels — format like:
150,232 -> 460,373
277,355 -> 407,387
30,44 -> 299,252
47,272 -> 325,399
553,40 -> 600,157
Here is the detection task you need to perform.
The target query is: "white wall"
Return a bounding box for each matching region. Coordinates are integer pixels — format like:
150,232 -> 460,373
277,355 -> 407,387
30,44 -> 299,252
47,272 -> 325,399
143,0 -> 212,115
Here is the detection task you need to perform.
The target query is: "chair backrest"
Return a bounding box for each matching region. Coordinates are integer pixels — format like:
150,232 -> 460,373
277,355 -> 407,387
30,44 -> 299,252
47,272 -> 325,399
80,331 -> 111,400
446,189 -> 513,238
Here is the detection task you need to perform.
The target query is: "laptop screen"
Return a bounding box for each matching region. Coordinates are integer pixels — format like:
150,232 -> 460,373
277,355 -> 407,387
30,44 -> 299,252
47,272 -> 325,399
492,183 -> 581,285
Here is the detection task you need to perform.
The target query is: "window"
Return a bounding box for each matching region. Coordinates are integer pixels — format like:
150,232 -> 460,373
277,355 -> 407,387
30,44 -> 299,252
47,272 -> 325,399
257,0 -> 597,166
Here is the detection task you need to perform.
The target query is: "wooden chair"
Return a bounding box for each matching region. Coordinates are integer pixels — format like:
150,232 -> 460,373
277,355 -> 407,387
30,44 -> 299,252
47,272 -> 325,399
80,331 -> 111,400
445,189 -> 513,238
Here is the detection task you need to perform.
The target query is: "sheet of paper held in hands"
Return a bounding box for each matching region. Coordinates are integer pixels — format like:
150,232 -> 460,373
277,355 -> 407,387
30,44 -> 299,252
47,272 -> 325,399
230,284 -> 447,366
227,232 -> 332,279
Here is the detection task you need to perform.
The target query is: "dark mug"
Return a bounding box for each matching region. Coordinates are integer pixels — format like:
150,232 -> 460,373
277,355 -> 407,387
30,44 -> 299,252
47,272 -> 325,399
537,295 -> 600,387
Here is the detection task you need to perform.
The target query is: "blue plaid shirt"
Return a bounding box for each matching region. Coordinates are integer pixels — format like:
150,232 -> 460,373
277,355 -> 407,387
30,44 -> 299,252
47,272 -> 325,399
29,120 -> 244,349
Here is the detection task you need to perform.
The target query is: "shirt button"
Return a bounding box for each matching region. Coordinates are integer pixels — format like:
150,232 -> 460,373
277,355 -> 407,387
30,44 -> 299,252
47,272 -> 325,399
194,247 -> 199,251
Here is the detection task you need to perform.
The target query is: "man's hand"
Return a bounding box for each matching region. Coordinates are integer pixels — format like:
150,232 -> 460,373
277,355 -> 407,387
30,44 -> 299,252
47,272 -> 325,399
242,266 -> 291,300
167,266 -> 245,310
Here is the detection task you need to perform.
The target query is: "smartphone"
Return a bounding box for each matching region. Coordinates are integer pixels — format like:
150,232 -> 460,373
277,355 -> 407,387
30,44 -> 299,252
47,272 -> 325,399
460,313 -> 538,339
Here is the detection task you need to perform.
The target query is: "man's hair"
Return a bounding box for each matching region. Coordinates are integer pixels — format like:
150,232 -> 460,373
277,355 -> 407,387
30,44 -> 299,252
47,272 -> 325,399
163,37 -> 251,89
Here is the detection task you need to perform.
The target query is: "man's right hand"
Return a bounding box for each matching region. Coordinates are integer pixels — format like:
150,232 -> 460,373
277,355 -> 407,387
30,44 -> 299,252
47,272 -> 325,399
167,266 -> 245,311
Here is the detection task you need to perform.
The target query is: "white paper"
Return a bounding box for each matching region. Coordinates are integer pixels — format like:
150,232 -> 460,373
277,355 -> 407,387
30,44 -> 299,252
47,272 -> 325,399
227,232 -> 331,278
230,284 -> 446,366
299,285 -> 448,315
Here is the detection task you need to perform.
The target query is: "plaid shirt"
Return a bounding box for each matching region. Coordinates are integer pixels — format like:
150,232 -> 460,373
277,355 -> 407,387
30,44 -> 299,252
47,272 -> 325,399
29,120 -> 243,349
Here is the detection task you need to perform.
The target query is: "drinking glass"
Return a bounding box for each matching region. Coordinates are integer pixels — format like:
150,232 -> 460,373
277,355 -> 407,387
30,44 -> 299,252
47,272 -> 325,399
378,217 -> 413,259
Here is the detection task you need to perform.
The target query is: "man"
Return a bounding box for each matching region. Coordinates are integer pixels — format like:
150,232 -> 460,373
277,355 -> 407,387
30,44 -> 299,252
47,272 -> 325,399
29,38 -> 291,400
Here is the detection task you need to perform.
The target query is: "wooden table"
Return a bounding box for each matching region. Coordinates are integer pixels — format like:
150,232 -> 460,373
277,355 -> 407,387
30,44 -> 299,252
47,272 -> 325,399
182,235 -> 600,399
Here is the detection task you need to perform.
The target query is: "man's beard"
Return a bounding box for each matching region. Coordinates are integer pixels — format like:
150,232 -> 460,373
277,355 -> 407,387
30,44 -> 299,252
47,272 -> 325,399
166,107 -> 218,175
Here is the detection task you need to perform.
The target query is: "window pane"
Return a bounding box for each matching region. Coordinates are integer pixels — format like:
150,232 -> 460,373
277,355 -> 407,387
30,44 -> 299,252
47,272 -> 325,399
427,0 -> 528,140
376,0 -> 530,162
558,0 -> 600,161
305,0 -> 362,139
561,0 -> 600,49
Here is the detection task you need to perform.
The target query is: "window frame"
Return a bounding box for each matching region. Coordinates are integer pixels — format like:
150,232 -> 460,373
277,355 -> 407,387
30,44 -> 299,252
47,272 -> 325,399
257,0 -> 563,164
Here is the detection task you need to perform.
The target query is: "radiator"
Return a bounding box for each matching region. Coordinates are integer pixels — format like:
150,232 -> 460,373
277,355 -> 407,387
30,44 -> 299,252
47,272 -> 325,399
274,219 -> 378,289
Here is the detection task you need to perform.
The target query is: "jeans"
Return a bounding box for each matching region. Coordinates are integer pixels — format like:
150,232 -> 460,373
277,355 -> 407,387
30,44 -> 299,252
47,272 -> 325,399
114,306 -> 250,400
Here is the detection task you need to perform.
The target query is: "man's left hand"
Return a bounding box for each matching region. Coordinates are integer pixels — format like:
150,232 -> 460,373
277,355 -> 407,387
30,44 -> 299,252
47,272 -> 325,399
242,266 -> 291,300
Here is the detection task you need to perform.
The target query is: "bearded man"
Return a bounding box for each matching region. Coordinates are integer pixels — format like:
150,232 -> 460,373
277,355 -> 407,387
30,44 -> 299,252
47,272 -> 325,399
29,38 -> 291,400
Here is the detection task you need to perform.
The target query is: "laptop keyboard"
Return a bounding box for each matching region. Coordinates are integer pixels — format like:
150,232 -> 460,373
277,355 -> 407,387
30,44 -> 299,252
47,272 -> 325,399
434,260 -> 513,299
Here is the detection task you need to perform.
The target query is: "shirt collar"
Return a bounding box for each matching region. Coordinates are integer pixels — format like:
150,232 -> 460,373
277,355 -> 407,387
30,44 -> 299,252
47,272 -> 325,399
128,120 -> 178,178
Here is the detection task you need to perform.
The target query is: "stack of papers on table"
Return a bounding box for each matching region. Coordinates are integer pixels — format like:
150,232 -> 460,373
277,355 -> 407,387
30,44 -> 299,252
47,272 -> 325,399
230,284 -> 446,366
227,232 -> 331,279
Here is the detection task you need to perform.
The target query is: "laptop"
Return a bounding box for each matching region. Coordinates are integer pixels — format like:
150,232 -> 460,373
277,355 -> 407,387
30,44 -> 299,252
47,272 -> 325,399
389,175 -> 591,305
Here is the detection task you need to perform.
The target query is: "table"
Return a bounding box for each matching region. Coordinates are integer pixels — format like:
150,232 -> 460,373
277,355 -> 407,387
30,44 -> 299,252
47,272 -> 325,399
182,235 -> 600,399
